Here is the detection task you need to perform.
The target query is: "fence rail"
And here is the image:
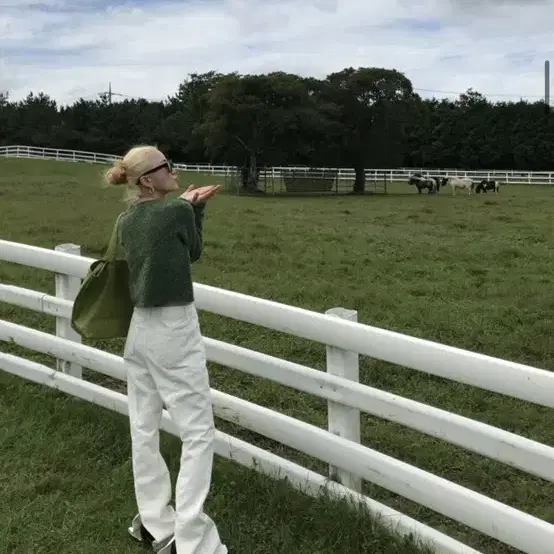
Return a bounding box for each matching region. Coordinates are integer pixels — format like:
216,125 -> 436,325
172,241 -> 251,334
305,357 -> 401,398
0,350 -> 480,554
1,144 -> 553,185
1,239 -> 554,554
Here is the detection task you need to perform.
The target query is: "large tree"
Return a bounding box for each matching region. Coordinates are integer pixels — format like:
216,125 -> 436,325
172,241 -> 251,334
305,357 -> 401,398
164,71 -> 225,161
198,71 -> 320,189
311,67 -> 416,193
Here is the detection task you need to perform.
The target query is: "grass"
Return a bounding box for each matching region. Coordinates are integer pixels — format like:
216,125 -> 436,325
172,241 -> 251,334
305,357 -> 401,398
1,157 -> 554,554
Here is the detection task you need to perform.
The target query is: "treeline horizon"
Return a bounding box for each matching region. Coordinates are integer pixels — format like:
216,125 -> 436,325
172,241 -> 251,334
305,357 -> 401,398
1,66 -> 551,193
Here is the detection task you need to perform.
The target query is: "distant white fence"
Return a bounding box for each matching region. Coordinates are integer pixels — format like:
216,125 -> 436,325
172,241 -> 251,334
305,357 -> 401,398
1,144 -> 553,185
1,239 -> 554,554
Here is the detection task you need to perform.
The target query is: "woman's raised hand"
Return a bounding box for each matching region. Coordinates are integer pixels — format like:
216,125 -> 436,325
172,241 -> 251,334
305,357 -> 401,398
180,184 -> 222,205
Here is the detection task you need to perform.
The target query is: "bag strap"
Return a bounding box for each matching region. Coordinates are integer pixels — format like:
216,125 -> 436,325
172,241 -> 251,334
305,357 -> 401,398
104,212 -> 125,261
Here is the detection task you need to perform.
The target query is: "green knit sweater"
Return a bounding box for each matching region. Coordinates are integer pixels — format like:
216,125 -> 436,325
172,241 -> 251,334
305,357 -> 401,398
119,197 -> 204,307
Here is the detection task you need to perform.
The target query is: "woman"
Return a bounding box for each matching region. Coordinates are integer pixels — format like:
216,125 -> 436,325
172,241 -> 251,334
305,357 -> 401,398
104,145 -> 227,554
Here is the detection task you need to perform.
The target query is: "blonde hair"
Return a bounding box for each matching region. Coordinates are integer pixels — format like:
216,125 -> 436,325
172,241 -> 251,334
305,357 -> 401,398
104,145 -> 161,203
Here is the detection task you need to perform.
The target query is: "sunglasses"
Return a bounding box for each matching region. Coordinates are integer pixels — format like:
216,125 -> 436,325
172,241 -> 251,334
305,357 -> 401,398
137,159 -> 174,184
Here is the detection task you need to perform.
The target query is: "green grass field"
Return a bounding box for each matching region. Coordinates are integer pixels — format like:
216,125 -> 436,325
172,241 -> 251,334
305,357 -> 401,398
1,157 -> 554,554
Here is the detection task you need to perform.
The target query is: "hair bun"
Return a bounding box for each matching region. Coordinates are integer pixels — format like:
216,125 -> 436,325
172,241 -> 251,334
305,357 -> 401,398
105,160 -> 127,185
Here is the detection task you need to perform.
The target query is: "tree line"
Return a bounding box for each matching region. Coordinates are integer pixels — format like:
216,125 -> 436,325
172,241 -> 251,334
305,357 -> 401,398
1,67 -> 552,193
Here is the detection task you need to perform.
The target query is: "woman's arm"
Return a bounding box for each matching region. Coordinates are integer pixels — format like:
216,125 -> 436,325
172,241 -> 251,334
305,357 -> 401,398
176,198 -> 204,263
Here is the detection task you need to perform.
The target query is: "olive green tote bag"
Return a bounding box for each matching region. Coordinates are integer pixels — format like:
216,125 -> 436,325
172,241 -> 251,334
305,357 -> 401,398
70,213 -> 134,339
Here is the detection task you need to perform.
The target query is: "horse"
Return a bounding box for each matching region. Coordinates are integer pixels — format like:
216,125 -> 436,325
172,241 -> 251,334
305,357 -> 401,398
475,179 -> 499,194
408,173 -> 438,194
444,176 -> 474,195
429,176 -> 443,191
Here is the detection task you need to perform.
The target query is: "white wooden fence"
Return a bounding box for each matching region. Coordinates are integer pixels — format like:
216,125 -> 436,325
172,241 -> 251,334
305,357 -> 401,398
1,239 -> 554,554
1,144 -> 553,185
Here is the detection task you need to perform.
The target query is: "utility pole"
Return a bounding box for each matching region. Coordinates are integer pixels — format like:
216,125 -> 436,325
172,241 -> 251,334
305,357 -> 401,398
545,60 -> 550,114
0,22 -> 10,100
98,82 -> 126,104
0,44 -> 7,100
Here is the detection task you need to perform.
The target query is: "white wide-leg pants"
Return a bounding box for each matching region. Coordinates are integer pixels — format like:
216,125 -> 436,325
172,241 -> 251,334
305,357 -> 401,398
123,303 -> 227,554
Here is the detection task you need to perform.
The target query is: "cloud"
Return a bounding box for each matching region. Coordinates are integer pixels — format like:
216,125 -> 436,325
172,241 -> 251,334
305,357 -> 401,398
443,0 -> 549,9
0,0 -> 552,106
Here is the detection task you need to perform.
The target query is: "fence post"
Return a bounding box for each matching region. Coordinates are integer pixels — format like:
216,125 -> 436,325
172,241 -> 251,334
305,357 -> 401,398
54,243 -> 82,379
325,307 -> 362,492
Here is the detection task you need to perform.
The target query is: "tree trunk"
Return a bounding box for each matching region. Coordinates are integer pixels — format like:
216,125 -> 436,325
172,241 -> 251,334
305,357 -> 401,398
247,153 -> 258,188
241,153 -> 264,193
352,165 -> 366,194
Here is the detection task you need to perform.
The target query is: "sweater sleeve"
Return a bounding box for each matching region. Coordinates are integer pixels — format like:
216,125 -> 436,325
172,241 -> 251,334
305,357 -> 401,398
175,199 -> 204,263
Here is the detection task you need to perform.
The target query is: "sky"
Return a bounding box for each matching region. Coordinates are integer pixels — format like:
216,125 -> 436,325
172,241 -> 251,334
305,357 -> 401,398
0,0 -> 553,106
